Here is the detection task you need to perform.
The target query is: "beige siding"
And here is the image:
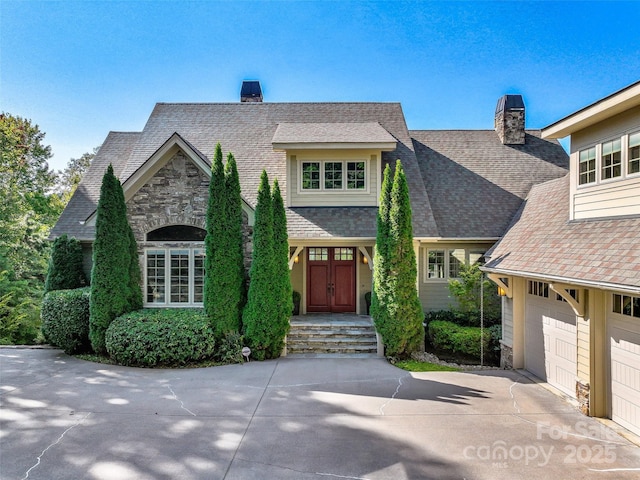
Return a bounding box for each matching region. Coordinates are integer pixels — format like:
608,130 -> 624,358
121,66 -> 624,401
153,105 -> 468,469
290,260 -> 304,298
419,281 -> 452,311
502,297 -> 514,346
574,177 -> 640,219
577,309 -> 591,381
288,151 -> 379,207
358,254 -> 373,314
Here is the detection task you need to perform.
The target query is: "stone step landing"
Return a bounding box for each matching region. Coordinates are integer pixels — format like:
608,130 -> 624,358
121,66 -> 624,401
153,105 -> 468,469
286,315 -> 380,357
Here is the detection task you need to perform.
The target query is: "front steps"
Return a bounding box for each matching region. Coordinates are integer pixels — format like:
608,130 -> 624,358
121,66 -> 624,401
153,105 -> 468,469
286,315 -> 380,358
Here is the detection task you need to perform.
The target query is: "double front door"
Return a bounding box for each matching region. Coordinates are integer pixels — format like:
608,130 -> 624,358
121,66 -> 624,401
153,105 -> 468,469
306,247 -> 356,313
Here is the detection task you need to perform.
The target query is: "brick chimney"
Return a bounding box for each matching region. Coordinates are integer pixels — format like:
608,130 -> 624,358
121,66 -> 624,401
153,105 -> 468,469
241,81 -> 263,103
495,95 -> 525,145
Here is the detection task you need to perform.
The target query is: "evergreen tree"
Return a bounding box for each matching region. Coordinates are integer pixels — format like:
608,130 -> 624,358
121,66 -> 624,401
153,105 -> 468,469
90,164 -> 132,354
271,178 -> 292,355
44,234 -> 87,293
242,170 -> 277,360
126,225 -> 143,311
387,160 -> 423,355
204,145 -> 244,337
371,164 -> 392,331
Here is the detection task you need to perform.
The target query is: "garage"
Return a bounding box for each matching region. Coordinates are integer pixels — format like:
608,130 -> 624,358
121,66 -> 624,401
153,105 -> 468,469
524,285 -> 578,398
609,301 -> 640,437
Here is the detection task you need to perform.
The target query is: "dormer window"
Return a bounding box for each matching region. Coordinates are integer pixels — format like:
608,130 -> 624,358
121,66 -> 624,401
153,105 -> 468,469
301,160 -> 367,191
602,139 -> 622,180
579,147 -> 596,185
629,132 -> 640,175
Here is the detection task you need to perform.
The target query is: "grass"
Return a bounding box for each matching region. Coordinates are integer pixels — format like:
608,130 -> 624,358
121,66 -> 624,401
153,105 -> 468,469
393,359 -> 460,372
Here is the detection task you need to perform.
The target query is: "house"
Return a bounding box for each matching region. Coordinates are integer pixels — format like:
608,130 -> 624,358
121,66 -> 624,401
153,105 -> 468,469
51,81 -> 567,320
483,80 -> 640,436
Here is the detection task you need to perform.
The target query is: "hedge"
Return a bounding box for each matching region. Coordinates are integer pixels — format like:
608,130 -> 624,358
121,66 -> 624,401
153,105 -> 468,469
41,287 -> 91,354
105,309 -> 215,367
428,320 -> 490,359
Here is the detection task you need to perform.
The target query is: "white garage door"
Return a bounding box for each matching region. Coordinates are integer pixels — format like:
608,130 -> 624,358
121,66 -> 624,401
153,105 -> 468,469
525,294 -> 577,398
609,313 -> 640,437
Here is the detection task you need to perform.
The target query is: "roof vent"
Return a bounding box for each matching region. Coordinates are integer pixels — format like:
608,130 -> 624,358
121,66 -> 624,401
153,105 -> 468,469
495,94 -> 525,145
241,81 -> 263,103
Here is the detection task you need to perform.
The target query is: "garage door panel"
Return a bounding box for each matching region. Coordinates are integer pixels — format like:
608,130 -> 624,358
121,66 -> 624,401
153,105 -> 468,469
609,314 -> 640,437
555,337 -> 577,363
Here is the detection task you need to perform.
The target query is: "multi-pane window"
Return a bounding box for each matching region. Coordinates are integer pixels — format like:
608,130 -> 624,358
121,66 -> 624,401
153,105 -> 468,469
629,132 -> 640,175
427,250 -> 445,279
579,147 -> 596,185
556,289 -> 579,303
308,247 -> 328,261
300,160 -> 366,191
302,162 -> 321,190
347,162 -> 366,189
448,249 -> 465,278
324,162 -> 343,189
528,281 -> 549,298
146,248 -> 204,305
601,139 -> 622,180
334,247 -> 354,261
613,294 -> 640,318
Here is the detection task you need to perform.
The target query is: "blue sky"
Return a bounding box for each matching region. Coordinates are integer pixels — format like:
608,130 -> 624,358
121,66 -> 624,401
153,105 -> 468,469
2,0 -> 639,171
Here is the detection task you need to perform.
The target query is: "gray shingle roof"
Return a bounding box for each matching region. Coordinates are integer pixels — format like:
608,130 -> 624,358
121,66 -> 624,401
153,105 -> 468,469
484,175 -> 640,291
272,122 -> 396,145
52,102 -> 439,240
411,130 -> 569,238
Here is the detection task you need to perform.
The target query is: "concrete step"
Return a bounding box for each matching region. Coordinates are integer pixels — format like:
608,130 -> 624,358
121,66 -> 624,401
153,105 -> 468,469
287,320 -> 378,355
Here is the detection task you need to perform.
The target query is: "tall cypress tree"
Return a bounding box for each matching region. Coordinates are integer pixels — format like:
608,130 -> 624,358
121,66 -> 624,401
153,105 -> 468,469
242,170 -> 277,360
271,178 -> 292,356
223,152 -> 245,334
371,164 -> 393,333
204,143 -> 227,331
45,234 -> 86,293
126,224 -> 142,311
90,164 -> 132,354
386,160 -> 423,355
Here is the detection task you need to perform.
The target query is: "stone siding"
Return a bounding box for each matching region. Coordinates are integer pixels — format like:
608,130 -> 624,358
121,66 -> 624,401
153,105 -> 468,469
576,380 -> 590,416
495,110 -> 525,145
500,341 -> 513,369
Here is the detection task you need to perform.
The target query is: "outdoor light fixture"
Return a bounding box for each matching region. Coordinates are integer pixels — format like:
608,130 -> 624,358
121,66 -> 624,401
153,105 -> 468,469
362,255 -> 368,265
497,286 -> 507,296
294,255 -> 299,264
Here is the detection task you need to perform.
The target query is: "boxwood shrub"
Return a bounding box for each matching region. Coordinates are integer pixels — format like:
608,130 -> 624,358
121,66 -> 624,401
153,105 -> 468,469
428,320 -> 490,359
41,287 -> 91,354
105,309 -> 215,367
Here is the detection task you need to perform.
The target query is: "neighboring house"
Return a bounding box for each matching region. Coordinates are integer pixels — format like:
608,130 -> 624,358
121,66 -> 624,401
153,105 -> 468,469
51,81 -> 567,318
483,81 -> 640,436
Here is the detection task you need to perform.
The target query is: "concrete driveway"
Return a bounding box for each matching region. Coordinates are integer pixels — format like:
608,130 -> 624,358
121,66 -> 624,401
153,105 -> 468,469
1,348 -> 640,480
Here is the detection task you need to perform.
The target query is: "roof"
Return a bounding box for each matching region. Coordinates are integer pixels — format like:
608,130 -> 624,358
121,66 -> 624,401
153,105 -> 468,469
272,122 -> 397,149
52,102 -> 438,241
483,175 -> 640,292
543,80 -> 640,139
411,130 -> 569,238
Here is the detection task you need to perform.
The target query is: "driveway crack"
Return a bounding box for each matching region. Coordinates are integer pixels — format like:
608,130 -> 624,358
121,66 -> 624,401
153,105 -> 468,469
379,373 -> 410,415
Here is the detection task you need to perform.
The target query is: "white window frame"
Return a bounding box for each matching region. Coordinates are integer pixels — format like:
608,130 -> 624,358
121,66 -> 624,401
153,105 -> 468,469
612,293 -> 640,319
577,130 -> 640,188
299,159 -> 369,193
144,246 -> 205,307
628,131 -> 640,177
423,248 -> 485,282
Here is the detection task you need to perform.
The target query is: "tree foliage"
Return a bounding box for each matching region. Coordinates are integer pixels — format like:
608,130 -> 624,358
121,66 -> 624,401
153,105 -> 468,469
371,164 -> 392,326
0,113 -> 62,343
44,234 -> 87,293
57,149 -> 96,202
89,164 -> 141,353
204,145 -> 244,337
448,263 -> 501,326
372,160 -> 423,357
271,178 -> 292,352
242,171 -> 280,360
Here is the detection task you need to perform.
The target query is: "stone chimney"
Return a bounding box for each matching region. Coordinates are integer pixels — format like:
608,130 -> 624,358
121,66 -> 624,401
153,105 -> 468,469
495,94 -> 525,145
241,81 -> 263,103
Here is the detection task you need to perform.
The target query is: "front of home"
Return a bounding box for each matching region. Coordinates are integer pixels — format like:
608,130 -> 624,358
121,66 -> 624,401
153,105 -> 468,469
483,81 -> 640,436
52,81 -> 569,319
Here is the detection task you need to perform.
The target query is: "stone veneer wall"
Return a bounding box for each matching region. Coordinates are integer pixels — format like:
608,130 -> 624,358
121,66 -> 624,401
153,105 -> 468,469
576,380 -> 590,416
494,109 -> 525,145
500,341 -> 513,369
126,151 -> 253,274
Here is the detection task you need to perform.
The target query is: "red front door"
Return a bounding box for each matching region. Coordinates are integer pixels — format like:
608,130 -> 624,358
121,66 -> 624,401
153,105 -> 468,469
306,247 -> 356,313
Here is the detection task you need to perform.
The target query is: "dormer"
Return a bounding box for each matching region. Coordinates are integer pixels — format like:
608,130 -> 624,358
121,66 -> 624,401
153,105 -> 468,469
272,122 -> 397,207
543,81 -> 640,220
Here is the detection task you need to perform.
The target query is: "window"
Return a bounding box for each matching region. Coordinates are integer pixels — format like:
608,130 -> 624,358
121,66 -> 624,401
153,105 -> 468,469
308,247 -> 328,261
579,147 -> 596,185
613,294 -> 640,318
300,160 -> 367,191
347,162 -> 366,189
334,247 -> 354,261
601,139 -> 622,180
528,281 -> 549,298
629,132 -> 640,175
425,248 -> 485,281
556,289 -> 578,303
145,248 -> 204,305
302,162 -> 320,190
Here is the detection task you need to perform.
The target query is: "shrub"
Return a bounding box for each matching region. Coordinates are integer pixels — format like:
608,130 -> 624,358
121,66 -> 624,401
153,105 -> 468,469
44,234 -> 86,293
105,309 -> 215,367
447,263 -> 501,327
214,331 -> 245,364
41,287 -> 91,354
428,320 -> 490,360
